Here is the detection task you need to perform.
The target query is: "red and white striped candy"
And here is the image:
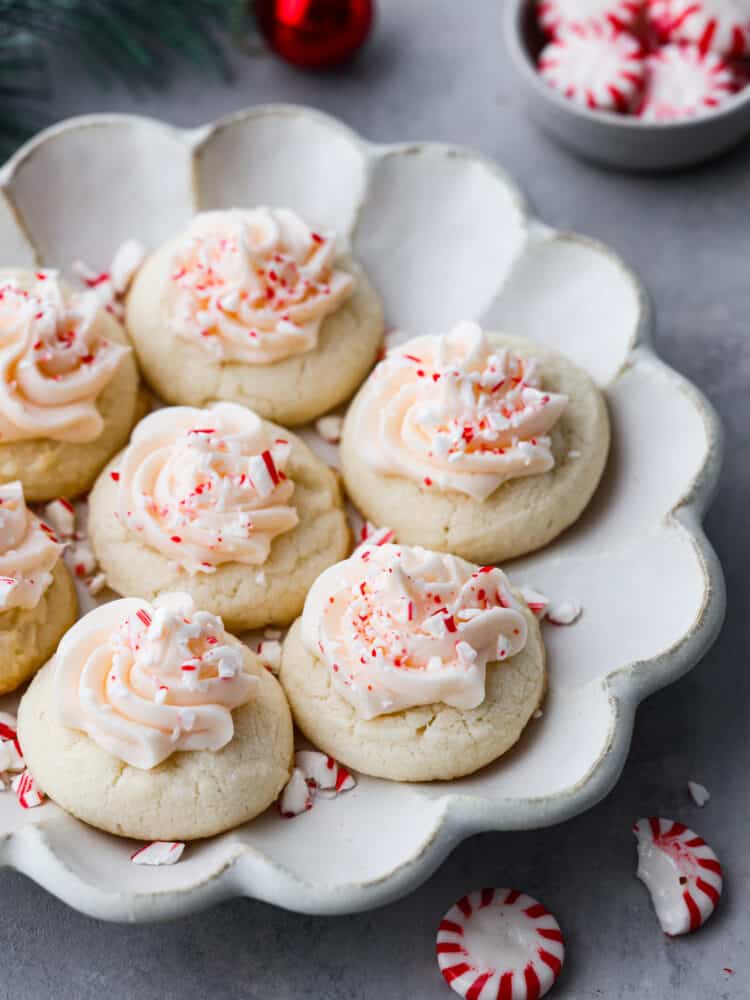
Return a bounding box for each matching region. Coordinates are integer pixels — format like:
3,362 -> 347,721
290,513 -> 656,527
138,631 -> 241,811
437,889 -> 564,1000
296,750 -> 357,795
638,44 -> 736,120
539,24 -> 647,111
647,0 -> 750,56
131,841 -> 185,866
520,585 -> 550,619
43,497 -> 76,539
12,770 -> 44,809
279,767 -> 312,817
538,0 -> 644,36
633,817 -> 723,935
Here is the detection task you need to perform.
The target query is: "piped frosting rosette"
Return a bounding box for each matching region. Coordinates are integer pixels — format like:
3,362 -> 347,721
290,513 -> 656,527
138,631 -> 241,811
167,207 -> 355,364
358,322 -> 568,501
0,270 -> 130,442
301,543 -> 528,719
55,592 -> 257,769
117,402 -> 299,573
0,480 -> 61,611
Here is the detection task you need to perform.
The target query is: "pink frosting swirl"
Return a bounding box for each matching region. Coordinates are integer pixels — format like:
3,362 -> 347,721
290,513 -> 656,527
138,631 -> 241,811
0,270 -> 130,442
357,322 -> 568,501
56,592 -> 257,769
167,208 -> 355,364
117,403 -> 298,573
0,480 -> 61,611
301,543 -> 528,719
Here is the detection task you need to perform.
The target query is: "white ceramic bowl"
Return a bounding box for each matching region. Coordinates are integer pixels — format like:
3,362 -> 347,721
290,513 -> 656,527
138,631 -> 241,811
503,0 -> 750,171
0,105 -> 725,921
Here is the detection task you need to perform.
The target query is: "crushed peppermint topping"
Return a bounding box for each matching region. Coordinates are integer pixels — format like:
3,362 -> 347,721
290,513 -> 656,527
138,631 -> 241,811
167,208 -> 355,365
302,544 -> 528,719
360,322 -> 568,502
56,593 -> 257,770
117,402 -> 298,574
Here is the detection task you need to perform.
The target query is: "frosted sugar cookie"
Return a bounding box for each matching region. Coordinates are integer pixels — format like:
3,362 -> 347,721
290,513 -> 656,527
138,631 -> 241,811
340,321 -> 609,564
126,208 -> 383,425
0,268 -> 139,501
88,402 -> 350,631
0,481 -> 77,694
17,592 -> 293,840
279,543 -> 546,781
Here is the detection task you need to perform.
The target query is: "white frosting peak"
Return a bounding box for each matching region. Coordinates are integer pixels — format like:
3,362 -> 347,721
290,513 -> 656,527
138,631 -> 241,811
301,544 -> 528,719
0,480 -> 62,611
0,270 -> 130,442
167,208 -> 355,364
56,593 -> 257,769
359,322 -> 568,501
118,402 -> 298,573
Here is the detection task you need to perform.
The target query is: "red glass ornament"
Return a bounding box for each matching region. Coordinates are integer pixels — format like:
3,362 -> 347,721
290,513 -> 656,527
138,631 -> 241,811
257,0 -> 374,70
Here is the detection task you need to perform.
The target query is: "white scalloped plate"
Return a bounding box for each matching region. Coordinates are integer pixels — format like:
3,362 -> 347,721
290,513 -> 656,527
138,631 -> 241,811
0,106 -> 724,922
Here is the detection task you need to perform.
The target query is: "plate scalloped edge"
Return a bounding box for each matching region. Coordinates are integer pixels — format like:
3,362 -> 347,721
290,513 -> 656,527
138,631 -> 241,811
0,105 -> 726,921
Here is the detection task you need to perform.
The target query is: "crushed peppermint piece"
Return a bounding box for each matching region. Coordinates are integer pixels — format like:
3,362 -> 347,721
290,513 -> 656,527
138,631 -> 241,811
264,628 -> 282,640
43,498 -> 76,539
67,541 -> 97,578
520,585 -> 550,618
12,770 -> 44,809
688,781 -> 711,807
257,639 -> 282,675
279,767 -> 312,817
546,599 -> 582,625
86,572 -> 108,596
315,414 -> 344,444
295,750 -> 357,795
110,239 -> 146,295
130,841 -> 185,866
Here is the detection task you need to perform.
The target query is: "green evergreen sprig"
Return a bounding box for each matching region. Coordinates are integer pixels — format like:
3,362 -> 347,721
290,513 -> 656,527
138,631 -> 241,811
0,1 -> 249,156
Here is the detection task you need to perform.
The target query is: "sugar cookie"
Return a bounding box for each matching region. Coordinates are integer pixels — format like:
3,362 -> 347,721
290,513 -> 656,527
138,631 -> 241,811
88,402 -> 351,631
340,322 -> 609,564
0,269 -> 139,502
126,208 -> 383,426
280,544 -> 545,781
0,481 -> 77,694
18,593 -> 293,840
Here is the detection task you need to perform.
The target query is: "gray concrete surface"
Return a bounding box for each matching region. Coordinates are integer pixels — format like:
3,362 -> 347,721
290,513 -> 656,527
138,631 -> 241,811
0,3 -> 747,997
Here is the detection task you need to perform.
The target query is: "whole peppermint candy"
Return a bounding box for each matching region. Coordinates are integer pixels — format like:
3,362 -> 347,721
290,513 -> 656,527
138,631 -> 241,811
538,24 -> 647,111
638,44 -> 736,120
648,0 -> 750,56
538,0 -> 644,37
436,888 -> 564,999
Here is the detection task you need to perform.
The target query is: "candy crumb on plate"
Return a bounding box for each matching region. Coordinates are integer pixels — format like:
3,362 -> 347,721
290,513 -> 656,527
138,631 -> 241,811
688,781 -> 711,807
257,639 -> 282,674
315,414 -> 344,444
633,817 -> 722,934
437,888 -> 564,999
131,841 -> 185,866
12,771 -> 45,809
279,768 -> 312,818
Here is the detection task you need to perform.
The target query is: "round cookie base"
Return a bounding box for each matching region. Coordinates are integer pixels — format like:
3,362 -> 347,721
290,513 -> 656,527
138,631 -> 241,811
88,422 -> 352,632
279,611 -> 546,782
17,648 -> 294,841
126,249 -> 384,427
0,312 -> 140,503
0,562 -> 78,695
340,334 -> 610,565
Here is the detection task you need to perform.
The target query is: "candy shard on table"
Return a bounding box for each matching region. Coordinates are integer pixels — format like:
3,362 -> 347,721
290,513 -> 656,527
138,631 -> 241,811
633,817 -> 723,935
688,781 -> 711,807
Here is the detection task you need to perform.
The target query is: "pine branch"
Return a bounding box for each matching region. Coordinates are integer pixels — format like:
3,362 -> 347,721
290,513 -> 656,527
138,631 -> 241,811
0,0 -> 250,156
